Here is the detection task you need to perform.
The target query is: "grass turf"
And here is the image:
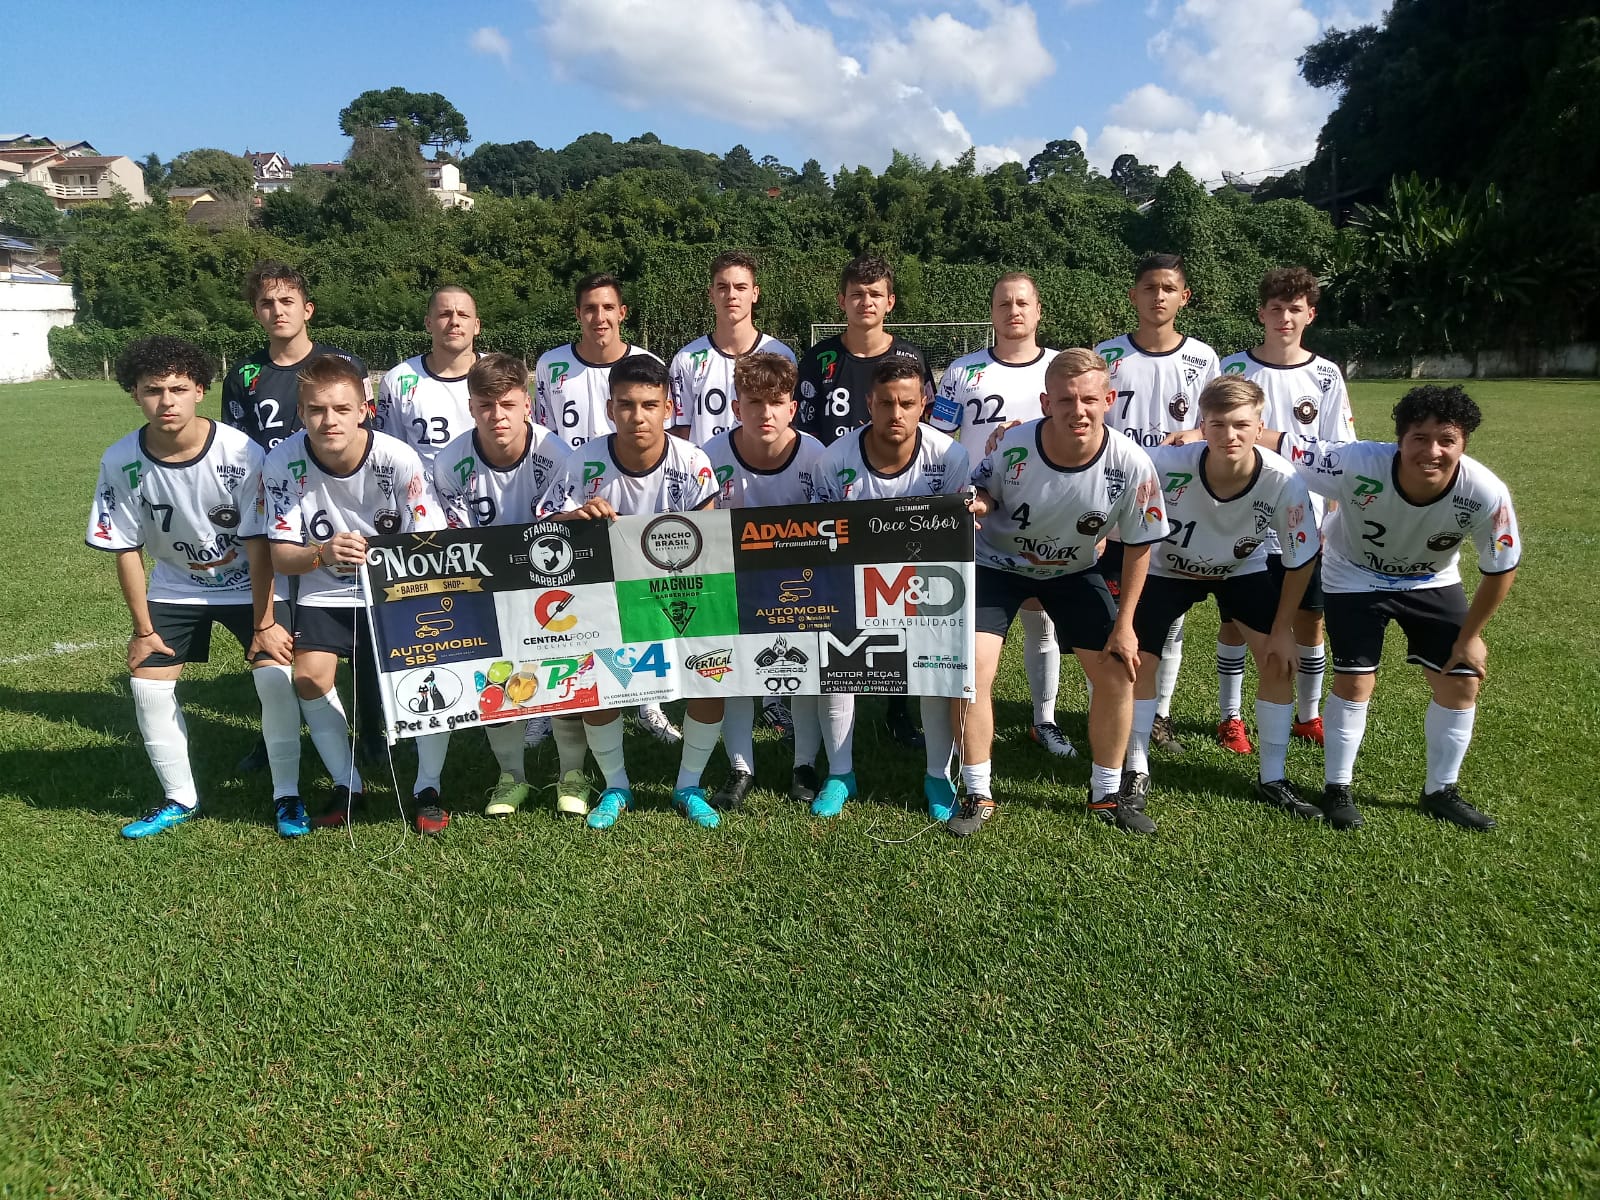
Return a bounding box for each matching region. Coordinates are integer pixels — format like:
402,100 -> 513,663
1,378 -> 1596,1198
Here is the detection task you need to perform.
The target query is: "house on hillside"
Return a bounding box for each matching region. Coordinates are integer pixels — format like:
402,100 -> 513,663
168,186 -> 219,210
246,151 -> 293,192
424,161 -> 473,210
0,143 -> 149,209
0,235 -> 76,383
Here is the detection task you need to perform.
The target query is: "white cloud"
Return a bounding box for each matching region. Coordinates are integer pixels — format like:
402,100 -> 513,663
1108,84 -> 1198,130
534,0 -> 1050,169
469,26 -> 512,66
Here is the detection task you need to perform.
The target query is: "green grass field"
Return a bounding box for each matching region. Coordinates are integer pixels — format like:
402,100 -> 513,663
2,378 -> 1597,1198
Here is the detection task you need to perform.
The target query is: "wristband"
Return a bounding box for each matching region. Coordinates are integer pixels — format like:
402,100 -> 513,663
133,628 -> 155,639
254,622 -> 277,633
310,543 -> 324,569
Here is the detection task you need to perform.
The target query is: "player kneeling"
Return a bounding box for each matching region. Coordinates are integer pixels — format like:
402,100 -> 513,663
264,357 -> 448,833
1274,386 -> 1521,831
962,349 -> 1166,836
702,352 -> 828,811
90,336 -> 300,838
432,353 -> 577,818
537,356 -> 724,830
1131,377 -> 1322,819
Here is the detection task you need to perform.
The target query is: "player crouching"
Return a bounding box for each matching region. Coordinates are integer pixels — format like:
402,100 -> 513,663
1135,377 -> 1322,819
90,336 -> 300,838
264,356 -> 449,833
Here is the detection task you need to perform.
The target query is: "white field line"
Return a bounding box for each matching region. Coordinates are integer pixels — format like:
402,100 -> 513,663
0,640 -> 109,667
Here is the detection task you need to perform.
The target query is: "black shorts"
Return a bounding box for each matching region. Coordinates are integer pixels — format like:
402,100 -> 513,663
975,565 -> 1118,653
1266,553 -> 1324,613
1097,540 -> 1124,595
293,603 -> 377,660
1134,573 -> 1280,656
138,599 -> 291,668
1323,585 -> 1473,675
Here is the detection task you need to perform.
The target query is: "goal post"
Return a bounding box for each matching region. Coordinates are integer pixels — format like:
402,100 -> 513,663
807,321 -> 994,375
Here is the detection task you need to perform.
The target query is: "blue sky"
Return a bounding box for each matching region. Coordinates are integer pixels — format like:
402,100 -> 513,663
5,0 -> 1387,183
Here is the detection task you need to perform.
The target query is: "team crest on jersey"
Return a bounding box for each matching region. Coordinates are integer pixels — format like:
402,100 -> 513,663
1316,366 -> 1338,393
288,459 -> 307,483
715,464 -> 736,499
818,350 -> 839,382
239,363 -> 262,394
582,461 -> 606,497
209,503 -> 241,529
1164,471 -> 1192,499
1252,499 -> 1274,535
1233,537 -> 1262,559
1076,511 -> 1107,535
690,349 -> 711,377
1294,397 -> 1318,424
836,467 -> 858,500
1223,361 -> 1246,376
1352,475 -> 1383,507
1104,466 -> 1127,502
396,374 -> 420,401
549,362 -> 571,392
1426,531 -> 1463,552
1101,347 -> 1125,368
963,364 -> 985,387
1451,495 -> 1482,528
1168,394 -> 1190,421
1003,446 -> 1028,481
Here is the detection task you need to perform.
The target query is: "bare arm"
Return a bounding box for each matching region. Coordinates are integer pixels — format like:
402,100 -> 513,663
1443,568 -> 1516,677
115,548 -> 174,670
245,540 -> 292,665
1102,542 -> 1150,681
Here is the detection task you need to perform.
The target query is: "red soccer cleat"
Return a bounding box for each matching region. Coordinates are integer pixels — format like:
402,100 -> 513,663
1216,717 -> 1253,754
1292,715 -> 1325,746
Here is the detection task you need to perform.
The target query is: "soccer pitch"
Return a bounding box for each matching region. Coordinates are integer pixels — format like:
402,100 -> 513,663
1,378 -> 1596,1198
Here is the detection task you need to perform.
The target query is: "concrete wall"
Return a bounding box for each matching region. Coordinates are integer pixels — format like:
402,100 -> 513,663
1349,344 -> 1600,379
0,281 -> 76,383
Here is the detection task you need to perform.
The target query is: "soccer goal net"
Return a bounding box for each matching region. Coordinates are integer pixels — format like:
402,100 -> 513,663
808,322 -> 995,374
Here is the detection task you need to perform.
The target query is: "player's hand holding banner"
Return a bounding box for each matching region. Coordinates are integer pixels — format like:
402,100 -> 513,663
361,495 -> 975,741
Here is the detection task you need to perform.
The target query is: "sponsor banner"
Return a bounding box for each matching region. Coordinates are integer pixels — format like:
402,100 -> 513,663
364,495 -> 974,740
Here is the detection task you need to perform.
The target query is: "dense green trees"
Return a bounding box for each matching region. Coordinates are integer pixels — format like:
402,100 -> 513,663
168,149 -> 256,199
338,88 -> 471,156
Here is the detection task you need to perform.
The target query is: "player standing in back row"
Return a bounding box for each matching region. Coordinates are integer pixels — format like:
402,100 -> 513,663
670,251 -> 795,446
795,255 -> 934,750
931,272 -> 1072,760
1094,253 -> 1219,756
374,285 -> 482,469
1215,267 -> 1354,751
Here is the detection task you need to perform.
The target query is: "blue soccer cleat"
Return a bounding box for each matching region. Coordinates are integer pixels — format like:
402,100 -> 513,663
586,787 -> 632,830
924,774 -> 958,822
121,801 -> 196,839
274,796 -> 309,838
810,771 -> 857,819
673,785 -> 721,829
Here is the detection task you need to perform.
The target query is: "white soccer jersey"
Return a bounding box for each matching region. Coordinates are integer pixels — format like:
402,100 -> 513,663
533,343 -> 659,450
815,425 -> 969,502
1220,350 -> 1355,553
930,346 -> 1058,457
1146,443 -> 1318,581
263,429 -> 444,607
1286,439 -> 1522,593
373,354 -> 477,468
87,421 -> 267,604
433,423 -> 573,529
973,422 -> 1166,579
538,434 -> 718,518
1094,334 -> 1220,449
669,333 -> 796,445
703,429 -> 827,509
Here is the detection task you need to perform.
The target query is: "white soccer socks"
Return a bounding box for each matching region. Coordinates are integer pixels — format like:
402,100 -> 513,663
1216,640 -> 1247,721
720,696 -> 757,775
130,677 -> 199,809
1255,699 -> 1294,783
960,760 -> 992,800
1019,607 -> 1061,726
1155,617 -> 1184,719
1126,698 -> 1157,776
1296,643 -> 1326,723
584,716 -> 629,791
485,722 -> 527,783
413,731 -> 450,795
921,697 -> 956,780
676,715 -> 723,791
822,694 -> 856,776
552,715 -> 589,777
1323,695 -> 1369,785
250,663 -> 300,801
300,689 -> 363,794
789,694 -> 822,770
1424,702 -> 1476,794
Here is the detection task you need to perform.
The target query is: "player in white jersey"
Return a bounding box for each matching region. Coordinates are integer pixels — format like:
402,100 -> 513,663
698,352 -> 833,812
1214,267 -> 1355,751
537,356 -> 724,831
1094,253 -> 1220,756
669,250 -> 796,446
263,356 -> 449,835
427,353 -> 585,818
1268,385 -> 1521,832
1129,377 -> 1323,822
812,361 -> 971,821
534,273 -> 660,451
961,349 -> 1166,837
373,286 -> 481,468
88,336 -> 301,840
932,272 -> 1075,760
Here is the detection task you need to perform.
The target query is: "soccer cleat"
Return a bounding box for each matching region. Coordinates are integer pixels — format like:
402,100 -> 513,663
789,764 -> 821,807
1029,722 -> 1078,758
121,801 -> 196,839
413,788 -> 450,836
1088,777 -> 1157,835
885,700 -> 925,750
274,796 -> 309,838
810,771 -> 857,819
1216,717 -> 1253,755
556,770 -> 592,818
711,770 -> 755,812
1254,778 -> 1322,820
312,786 -> 365,829
586,787 -> 632,830
1318,783 -> 1365,831
673,785 -> 722,829
635,704 -> 682,744
758,699 -> 795,741
235,738 -> 269,777
1420,784 -> 1496,831
924,774 -> 958,822
1292,715 -> 1325,746
524,716 -> 552,749
946,793 -> 995,837
484,773 -> 529,818
1151,714 -> 1186,756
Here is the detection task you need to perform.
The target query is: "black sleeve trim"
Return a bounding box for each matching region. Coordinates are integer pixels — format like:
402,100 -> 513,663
1480,563 -> 1519,577
85,539 -> 142,553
